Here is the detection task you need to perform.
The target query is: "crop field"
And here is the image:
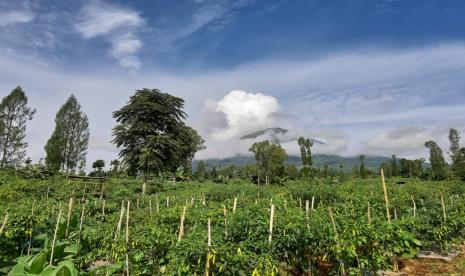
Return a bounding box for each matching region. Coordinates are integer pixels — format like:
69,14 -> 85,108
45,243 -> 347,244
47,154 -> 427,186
1,173 -> 465,275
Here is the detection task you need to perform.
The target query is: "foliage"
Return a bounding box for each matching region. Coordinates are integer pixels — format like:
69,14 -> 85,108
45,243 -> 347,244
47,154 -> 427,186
44,95 -> 89,173
425,140 -> 447,180
0,86 -> 35,169
2,174 -> 465,275
249,140 -> 288,185
112,89 -> 205,180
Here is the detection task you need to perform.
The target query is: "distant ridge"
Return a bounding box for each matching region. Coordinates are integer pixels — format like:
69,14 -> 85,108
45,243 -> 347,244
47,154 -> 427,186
194,154 -> 390,172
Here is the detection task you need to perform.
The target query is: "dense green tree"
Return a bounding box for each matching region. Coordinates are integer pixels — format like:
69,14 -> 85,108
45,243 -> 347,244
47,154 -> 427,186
381,162 -> 392,178
249,140 -> 288,185
110,159 -> 120,172
0,87 -> 35,169
390,154 -> 399,176
448,128 -> 462,177
455,148 -> 465,181
194,160 -> 207,179
92,159 -> 105,172
45,95 -> 89,173
425,140 -> 447,180
297,137 -> 313,177
112,89 -> 205,183
286,164 -> 299,180
359,155 -> 366,178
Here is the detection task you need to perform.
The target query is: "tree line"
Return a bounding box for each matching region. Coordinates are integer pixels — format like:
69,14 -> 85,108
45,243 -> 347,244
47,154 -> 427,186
0,87 -> 204,180
1,86 -> 464,184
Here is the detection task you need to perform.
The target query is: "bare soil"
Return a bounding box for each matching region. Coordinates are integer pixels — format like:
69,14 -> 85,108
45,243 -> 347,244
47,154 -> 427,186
401,245 -> 465,275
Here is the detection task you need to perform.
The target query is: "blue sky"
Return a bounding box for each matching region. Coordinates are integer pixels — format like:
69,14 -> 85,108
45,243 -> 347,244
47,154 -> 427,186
0,0 -> 465,167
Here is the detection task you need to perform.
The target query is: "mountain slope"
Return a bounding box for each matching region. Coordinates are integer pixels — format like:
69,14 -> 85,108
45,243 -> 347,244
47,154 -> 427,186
194,154 -> 390,171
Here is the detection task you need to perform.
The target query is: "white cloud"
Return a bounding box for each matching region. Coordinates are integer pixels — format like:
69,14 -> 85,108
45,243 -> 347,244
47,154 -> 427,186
75,1 -> 144,70
206,90 -> 280,140
0,10 -> 34,26
1,43 -> 465,165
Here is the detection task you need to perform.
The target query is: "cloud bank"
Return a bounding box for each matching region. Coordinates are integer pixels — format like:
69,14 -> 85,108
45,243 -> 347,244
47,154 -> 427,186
0,43 -> 465,167
75,1 -> 144,69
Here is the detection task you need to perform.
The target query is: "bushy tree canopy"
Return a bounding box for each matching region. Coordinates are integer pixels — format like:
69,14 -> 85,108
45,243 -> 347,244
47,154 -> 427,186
112,89 -> 205,179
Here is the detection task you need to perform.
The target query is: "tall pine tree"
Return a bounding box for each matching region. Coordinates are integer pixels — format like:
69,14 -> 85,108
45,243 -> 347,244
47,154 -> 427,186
297,137 -> 313,177
0,86 -> 35,169
425,140 -> 447,180
45,95 -> 89,173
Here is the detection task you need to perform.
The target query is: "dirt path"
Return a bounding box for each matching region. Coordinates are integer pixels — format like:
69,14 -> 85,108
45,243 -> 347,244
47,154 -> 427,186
401,245 -> 465,275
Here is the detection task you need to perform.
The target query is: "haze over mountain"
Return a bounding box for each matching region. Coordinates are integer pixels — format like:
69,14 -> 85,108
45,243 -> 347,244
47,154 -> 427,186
0,1 -> 464,169
194,154 -> 391,172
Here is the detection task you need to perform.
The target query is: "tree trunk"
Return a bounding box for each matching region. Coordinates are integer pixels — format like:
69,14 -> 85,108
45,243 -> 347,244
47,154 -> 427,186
1,115 -> 14,169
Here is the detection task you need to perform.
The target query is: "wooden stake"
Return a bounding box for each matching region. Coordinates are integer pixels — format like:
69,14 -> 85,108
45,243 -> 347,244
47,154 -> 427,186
149,198 -> 152,216
328,208 -> 338,237
441,194 -> 447,221
311,196 -> 315,210
166,196 -> 169,207
394,208 -> 398,220
156,197 -> 160,214
367,202 -> 371,224
177,206 -> 187,242
207,218 -> 211,247
0,212 -> 9,235
233,197 -> 237,213
223,205 -> 227,238
268,204 -> 275,244
115,201 -> 125,240
50,209 -> 62,265
28,201 -> 35,254
284,200 -> 287,210
65,197 -> 74,238
411,195 -> 416,217
102,200 -> 106,217
380,169 -> 391,224
125,201 -> 130,243
78,202 -> 86,244
205,218 -> 212,276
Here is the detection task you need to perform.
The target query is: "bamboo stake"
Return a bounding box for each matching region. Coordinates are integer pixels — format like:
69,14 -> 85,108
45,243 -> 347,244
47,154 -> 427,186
205,218 -> 212,276
177,206 -> 187,242
207,218 -> 211,247
125,201 -> 130,243
124,201 -> 130,276
65,197 -> 74,238
149,198 -> 152,216
284,200 -> 287,210
441,194 -> 447,221
78,202 -> 86,244
328,208 -> 338,238
268,204 -> 275,244
367,202 -> 371,224
223,205 -> 227,238
381,169 -> 391,224
28,201 -> 35,254
156,196 -> 159,214
394,208 -> 398,220
411,195 -> 416,217
166,196 -> 169,207
50,209 -> 62,266
311,196 -> 315,210
233,197 -> 237,213
0,212 -> 9,235
102,200 -> 106,217
114,201 -> 125,240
